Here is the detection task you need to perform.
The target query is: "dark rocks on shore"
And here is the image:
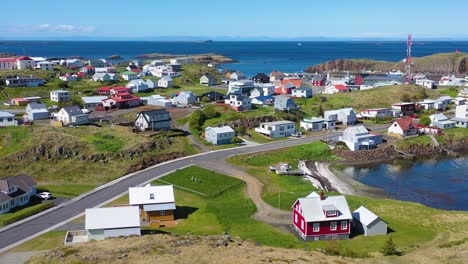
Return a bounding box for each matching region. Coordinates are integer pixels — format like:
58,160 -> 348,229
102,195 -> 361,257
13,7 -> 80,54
108,55 -> 122,60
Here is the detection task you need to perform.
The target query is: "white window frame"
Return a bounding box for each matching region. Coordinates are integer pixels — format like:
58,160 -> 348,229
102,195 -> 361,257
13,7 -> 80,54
294,214 -> 298,223
330,221 -> 337,231
313,223 -> 320,232
159,210 -> 166,216
300,219 -> 304,230
341,221 -> 348,230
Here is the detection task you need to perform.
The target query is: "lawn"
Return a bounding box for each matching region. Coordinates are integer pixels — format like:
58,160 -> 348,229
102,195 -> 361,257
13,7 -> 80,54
8,230 -> 67,252
438,87 -> 460,98
395,135 -> 434,151
37,184 -> 96,198
153,165 -> 244,197
0,126 -> 31,157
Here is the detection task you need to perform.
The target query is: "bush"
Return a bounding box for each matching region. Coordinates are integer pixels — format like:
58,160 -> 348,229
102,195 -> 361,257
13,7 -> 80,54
419,116 -> 431,126
189,110 -> 206,131
202,104 -> 220,119
381,236 -> 401,256
0,202 -> 54,226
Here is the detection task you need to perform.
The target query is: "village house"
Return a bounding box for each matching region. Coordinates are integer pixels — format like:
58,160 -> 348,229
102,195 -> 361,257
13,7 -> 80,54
225,94 -> 252,111
269,71 -> 285,82
292,87 -> 313,98
167,63 -> 182,72
300,117 -> 335,131
252,73 -> 270,83
95,67 -> 116,73
392,102 -> 416,116
251,95 -> 275,106
274,95 -> 298,112
64,59 -> 85,69
352,206 -> 387,236
0,111 -> 17,127
35,61 -> 54,71
451,104 -> 468,128
197,91 -> 225,102
454,97 -> 466,106
458,88 -> 468,98
158,76 -> 173,88
5,76 -> 44,87
170,57 -> 194,64
135,109 -> 171,131
430,114 -> 455,130
126,79 -> 149,93
254,83 -> 275,96
59,73 -> 78,82
50,90 -> 71,103
172,91 -> 196,106
81,96 -> 107,110
92,73 -> 117,82
102,93 -> 141,109
324,108 -> 357,125
387,117 -> 419,138
84,206 -> 141,241
25,103 -> 48,120
415,79 -> 436,89
88,59 -> 107,68
323,84 -> 350,94
0,174 -> 37,214
55,106 -> 89,126
360,108 -> 393,119
80,66 -> 95,75
10,96 -> 41,106
274,82 -> 295,95
230,72 -> 247,81
339,126 -> 383,151
292,191 -> 352,241
282,78 -> 303,87
200,74 -> 216,86
121,71 -> 139,81
311,74 -> 327,86
228,80 -> 255,95
417,99 -> 446,111
0,58 -> 18,70
126,63 -> 139,72
128,184 -> 175,226
249,87 -> 264,98
205,126 -> 235,145
146,95 -> 172,107
255,120 -> 296,138
16,56 -> 36,69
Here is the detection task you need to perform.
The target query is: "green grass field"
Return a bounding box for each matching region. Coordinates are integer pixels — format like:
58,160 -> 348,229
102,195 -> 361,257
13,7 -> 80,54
37,184 -> 96,198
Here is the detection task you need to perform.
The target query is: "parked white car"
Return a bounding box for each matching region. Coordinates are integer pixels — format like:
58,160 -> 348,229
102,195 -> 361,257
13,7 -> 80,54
36,192 -> 52,200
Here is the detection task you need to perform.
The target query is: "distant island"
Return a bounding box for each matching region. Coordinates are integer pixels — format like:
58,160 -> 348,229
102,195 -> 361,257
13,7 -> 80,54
135,53 -> 237,63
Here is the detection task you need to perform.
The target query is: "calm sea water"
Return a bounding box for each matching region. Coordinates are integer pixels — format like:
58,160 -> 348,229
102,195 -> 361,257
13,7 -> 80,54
340,157 -> 468,211
2,41 -> 468,76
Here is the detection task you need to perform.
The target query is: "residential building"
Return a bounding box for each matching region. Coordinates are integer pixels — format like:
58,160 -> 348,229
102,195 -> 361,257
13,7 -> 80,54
126,79 -> 149,93
59,73 -> 78,82
415,79 -> 436,89
251,95 -> 275,106
197,91 -> 225,102
451,104 -> 468,128
228,80 -> 255,95
300,117 -> 335,131
458,88 -> 468,98
323,84 -> 350,94
135,109 -> 171,131
170,57 -> 194,64
95,67 -> 116,73
252,73 -> 270,83
292,191 -> 352,241
360,108 -> 393,119
121,71 -> 139,81
255,120 -> 296,138
145,79 -> 158,89
205,126 -> 235,145
81,96 -> 107,110
87,59 -> 107,68
254,83 -> 275,96
102,93 -> 141,109
0,111 -> 17,127
274,95 -> 298,111
64,59 -> 85,69
292,87 -> 313,98
230,72 -> 246,81
269,71 -> 285,82
85,206 -> 141,241
0,174 -> 37,214
146,94 -> 172,107
274,82 -> 295,95
172,91 -> 196,106
55,106 -> 89,126
387,117 -> 419,138
0,58 -> 18,70
454,97 -> 466,106
10,97 -> 41,106
352,206 -> 387,236
50,90 -> 70,103
225,94 -> 252,111
324,108 -> 357,125
282,78 -> 303,88
92,73 -> 117,82
339,126 -> 383,151
200,74 -> 216,86
5,77 -> 44,87
430,114 -> 455,129
438,75 -> 464,86
128,184 -> 175,225
391,102 -> 416,116
16,56 -> 36,69
80,66 -> 95,75
249,88 -> 264,98
158,76 -> 173,88
167,63 -> 182,72
35,61 -> 54,71
25,103 -> 48,120
312,74 -> 327,86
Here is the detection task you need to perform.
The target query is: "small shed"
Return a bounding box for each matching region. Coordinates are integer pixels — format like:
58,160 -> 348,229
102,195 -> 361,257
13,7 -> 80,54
352,206 -> 387,236
85,206 -> 141,240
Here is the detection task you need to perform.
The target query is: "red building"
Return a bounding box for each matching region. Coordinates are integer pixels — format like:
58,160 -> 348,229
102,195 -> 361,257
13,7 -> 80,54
275,82 -> 296,95
312,74 -> 327,86
292,191 -> 352,241
102,93 -> 141,109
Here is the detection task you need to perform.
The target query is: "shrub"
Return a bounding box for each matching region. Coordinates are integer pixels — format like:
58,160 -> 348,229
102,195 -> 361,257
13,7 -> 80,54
0,202 -> 54,226
381,236 -> 401,256
419,116 -> 431,126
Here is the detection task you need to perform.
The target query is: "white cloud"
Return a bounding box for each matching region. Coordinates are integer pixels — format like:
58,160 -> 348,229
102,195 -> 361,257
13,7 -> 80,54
10,23 -> 96,34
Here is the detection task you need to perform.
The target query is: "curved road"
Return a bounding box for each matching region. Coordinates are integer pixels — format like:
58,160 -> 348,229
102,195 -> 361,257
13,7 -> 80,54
0,124 -> 389,253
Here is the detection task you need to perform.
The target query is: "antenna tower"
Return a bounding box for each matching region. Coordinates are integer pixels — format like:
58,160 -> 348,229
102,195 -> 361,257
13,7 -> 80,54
405,34 -> 413,83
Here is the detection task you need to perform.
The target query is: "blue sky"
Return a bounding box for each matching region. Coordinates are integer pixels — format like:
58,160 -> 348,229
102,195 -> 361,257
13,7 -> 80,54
1,0 -> 467,40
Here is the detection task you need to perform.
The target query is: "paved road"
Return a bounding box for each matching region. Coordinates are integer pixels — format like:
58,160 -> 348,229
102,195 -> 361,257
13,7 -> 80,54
0,124 -> 389,252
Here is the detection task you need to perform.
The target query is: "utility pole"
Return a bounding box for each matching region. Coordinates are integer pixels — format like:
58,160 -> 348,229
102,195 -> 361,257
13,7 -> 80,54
405,34 -> 413,84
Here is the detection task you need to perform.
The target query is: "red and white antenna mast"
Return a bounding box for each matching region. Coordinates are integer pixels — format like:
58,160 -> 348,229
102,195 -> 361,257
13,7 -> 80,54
405,33 -> 413,83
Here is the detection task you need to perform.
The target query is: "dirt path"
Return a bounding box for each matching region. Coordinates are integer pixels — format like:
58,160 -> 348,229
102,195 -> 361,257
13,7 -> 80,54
198,159 -> 291,225
177,122 -> 210,153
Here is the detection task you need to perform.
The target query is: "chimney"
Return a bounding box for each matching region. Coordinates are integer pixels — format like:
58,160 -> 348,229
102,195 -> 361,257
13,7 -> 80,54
320,191 -> 325,200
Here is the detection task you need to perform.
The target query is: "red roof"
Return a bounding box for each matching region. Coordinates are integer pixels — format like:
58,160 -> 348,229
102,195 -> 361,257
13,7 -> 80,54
98,86 -> 111,92
85,66 -> 95,69
76,72 -> 85,77
334,84 -> 348,91
0,58 -> 17,62
17,56 -> 32,60
395,117 -> 417,131
281,79 -> 302,87
111,93 -> 140,103
131,69 -> 142,73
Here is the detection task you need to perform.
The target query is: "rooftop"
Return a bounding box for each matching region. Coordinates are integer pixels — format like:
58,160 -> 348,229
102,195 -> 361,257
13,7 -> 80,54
85,206 -> 140,230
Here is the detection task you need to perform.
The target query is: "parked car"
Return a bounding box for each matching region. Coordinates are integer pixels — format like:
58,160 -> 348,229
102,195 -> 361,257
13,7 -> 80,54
36,192 -> 52,200
291,131 -> 302,138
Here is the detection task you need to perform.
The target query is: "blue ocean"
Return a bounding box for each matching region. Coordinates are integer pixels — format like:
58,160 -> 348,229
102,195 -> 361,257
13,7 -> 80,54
2,41 -> 468,76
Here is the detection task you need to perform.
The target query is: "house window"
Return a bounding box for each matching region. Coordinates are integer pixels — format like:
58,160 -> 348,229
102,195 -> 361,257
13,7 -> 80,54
149,193 -> 155,200
341,221 -> 347,230
300,219 -> 304,230
326,210 -> 337,217
160,211 -> 166,216
330,221 -> 337,231
294,214 -> 298,223
313,223 -> 320,232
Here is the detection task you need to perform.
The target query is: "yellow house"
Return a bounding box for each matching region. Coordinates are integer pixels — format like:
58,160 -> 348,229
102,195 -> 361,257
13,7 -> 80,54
128,184 -> 175,224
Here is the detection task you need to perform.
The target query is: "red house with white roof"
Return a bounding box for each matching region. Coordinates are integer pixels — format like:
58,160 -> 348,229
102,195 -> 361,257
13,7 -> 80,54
292,191 -> 352,241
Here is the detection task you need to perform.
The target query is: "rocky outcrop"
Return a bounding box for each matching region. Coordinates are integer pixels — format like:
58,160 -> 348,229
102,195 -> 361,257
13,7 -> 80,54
126,152 -> 186,173
228,116 -> 277,130
334,143 -> 398,161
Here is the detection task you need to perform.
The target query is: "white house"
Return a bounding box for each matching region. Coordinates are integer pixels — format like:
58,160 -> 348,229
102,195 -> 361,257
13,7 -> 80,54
35,61 -> 54,71
339,126 -> 383,151
387,117 -> 419,138
81,96 -> 107,110
415,79 -> 436,89
200,75 -> 216,86
205,126 -> 235,145
0,58 -> 18,70
65,59 -> 85,69
92,73 -> 117,82
360,108 -> 393,119
16,56 -> 36,69
25,103 -> 48,120
324,108 -> 357,125
121,71 -> 139,81
145,79 -> 158,89
251,95 -> 275,106
228,80 -> 255,94
300,117 -> 335,131
172,91 -> 196,106
292,87 -> 313,98
430,114 -> 456,129
254,83 -> 275,96
59,74 -> 78,82
230,72 -> 247,81
158,76 -> 173,88
146,95 -> 172,107
126,79 -> 149,93
128,184 -> 176,223
0,111 -> 17,127
5,77 -> 44,87
225,94 -> 252,111
0,174 -> 37,214
85,206 -> 141,241
55,106 -> 89,126
255,120 -> 296,138
323,84 -> 350,94
352,206 -> 387,236
451,104 -> 468,128
50,90 -> 71,103
454,97 -> 466,106
135,109 -> 171,131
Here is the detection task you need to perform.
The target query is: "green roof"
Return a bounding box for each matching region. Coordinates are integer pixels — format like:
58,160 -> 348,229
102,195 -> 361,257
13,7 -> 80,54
121,71 -> 137,75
